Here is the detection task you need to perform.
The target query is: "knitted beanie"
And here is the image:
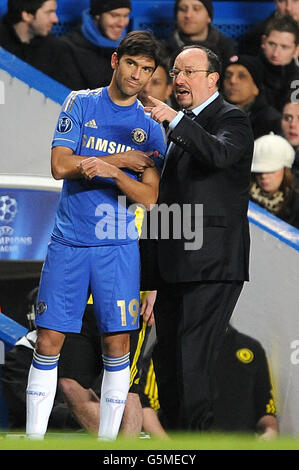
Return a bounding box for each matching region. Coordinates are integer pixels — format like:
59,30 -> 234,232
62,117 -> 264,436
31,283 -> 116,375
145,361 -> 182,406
174,0 -> 214,20
226,55 -> 264,90
90,0 -> 132,16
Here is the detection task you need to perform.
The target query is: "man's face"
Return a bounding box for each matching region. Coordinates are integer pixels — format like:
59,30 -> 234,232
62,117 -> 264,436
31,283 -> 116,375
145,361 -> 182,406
223,64 -> 259,108
97,8 -> 130,41
176,0 -> 211,39
262,30 -> 298,66
281,102 -> 299,147
28,0 -> 58,36
138,66 -> 173,105
172,48 -> 218,110
275,0 -> 299,23
111,53 -> 156,98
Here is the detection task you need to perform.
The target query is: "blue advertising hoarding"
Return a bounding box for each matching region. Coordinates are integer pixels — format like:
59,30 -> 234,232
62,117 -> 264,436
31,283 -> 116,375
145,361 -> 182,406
0,188 -> 60,261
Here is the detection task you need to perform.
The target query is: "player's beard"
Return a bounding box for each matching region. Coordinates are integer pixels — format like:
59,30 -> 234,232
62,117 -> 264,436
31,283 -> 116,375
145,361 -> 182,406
115,73 -> 143,99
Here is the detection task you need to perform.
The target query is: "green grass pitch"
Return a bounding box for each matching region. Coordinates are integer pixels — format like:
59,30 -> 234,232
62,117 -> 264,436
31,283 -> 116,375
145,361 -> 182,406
0,431 -> 299,451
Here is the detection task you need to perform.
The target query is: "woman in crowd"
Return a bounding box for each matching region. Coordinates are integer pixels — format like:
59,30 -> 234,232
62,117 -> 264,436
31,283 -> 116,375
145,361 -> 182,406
250,133 -> 299,229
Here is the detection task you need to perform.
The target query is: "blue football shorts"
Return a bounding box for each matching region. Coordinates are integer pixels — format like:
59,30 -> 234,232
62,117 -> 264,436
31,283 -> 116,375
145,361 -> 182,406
35,239 -> 140,334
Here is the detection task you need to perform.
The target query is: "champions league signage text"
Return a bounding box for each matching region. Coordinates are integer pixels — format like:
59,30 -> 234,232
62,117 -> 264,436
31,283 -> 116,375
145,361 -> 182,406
0,195 -> 32,254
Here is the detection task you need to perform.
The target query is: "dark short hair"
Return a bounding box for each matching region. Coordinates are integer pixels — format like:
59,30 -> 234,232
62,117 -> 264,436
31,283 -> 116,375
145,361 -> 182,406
181,45 -> 222,76
116,31 -> 162,69
157,47 -> 172,85
264,14 -> 299,44
6,0 -> 48,24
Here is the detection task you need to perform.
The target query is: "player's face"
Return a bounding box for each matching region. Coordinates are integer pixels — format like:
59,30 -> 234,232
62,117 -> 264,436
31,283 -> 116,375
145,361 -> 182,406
97,8 -> 130,41
176,0 -> 211,39
255,169 -> 285,194
172,48 -> 219,110
223,64 -> 259,107
112,53 -> 156,98
275,0 -> 299,23
28,0 -> 58,36
138,66 -> 173,105
261,30 -> 299,66
281,102 -> 299,147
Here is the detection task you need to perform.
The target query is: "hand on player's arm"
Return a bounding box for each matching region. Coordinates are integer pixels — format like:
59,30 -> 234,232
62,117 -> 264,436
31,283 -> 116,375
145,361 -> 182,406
79,157 -> 119,179
79,156 -> 160,210
140,290 -> 157,326
101,150 -> 155,173
144,96 -> 178,124
51,146 -> 155,180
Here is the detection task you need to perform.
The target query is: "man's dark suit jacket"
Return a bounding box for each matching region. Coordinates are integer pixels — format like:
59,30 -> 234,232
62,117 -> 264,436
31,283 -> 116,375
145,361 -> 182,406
141,94 -> 254,286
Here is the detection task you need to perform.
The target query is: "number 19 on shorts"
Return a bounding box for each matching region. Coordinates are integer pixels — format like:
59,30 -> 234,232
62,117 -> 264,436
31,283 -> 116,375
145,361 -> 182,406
117,298 -> 139,327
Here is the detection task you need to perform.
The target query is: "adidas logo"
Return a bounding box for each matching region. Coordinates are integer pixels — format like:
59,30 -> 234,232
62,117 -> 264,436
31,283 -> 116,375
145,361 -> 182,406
85,119 -> 98,129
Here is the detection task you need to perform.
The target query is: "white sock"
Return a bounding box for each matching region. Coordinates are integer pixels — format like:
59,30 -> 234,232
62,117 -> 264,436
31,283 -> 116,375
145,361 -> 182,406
26,351 -> 60,439
98,353 -> 130,441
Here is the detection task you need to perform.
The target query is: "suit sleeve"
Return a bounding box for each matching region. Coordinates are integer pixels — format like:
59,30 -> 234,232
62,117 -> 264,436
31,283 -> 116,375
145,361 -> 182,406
169,109 -> 253,170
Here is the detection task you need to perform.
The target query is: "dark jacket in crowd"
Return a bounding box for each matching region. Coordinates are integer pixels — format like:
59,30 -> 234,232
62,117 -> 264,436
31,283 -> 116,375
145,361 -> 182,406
0,15 -> 76,89
246,91 -> 282,139
293,149 -> 299,189
259,50 -> 299,113
164,25 -> 238,67
285,190 -> 299,228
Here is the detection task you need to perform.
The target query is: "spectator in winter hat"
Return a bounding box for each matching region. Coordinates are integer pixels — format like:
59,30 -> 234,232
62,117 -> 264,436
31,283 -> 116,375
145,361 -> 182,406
60,0 -> 132,90
222,55 -> 282,139
250,132 -> 299,228
163,0 -> 237,69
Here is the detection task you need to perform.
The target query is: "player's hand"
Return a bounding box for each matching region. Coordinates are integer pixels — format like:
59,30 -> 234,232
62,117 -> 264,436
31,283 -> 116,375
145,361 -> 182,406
144,96 -> 178,124
140,290 -> 157,326
78,157 -> 118,179
119,150 -> 155,173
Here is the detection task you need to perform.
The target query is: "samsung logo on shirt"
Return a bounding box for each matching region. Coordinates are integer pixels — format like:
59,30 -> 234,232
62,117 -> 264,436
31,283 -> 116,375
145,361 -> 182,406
82,134 -> 134,154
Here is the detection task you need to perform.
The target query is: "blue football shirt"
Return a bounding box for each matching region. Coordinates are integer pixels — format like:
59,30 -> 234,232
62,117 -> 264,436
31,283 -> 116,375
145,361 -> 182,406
51,87 -> 166,246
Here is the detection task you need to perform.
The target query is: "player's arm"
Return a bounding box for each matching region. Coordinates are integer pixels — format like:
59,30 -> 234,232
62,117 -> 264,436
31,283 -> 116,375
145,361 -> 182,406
79,157 -> 160,210
51,146 -> 86,179
51,146 -> 155,180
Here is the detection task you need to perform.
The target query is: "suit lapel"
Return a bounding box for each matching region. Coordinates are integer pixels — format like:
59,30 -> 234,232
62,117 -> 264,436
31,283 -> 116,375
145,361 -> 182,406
161,95 -> 224,178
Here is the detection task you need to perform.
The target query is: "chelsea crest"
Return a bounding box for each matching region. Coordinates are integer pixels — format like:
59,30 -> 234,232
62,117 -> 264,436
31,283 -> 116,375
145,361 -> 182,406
131,128 -> 147,145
